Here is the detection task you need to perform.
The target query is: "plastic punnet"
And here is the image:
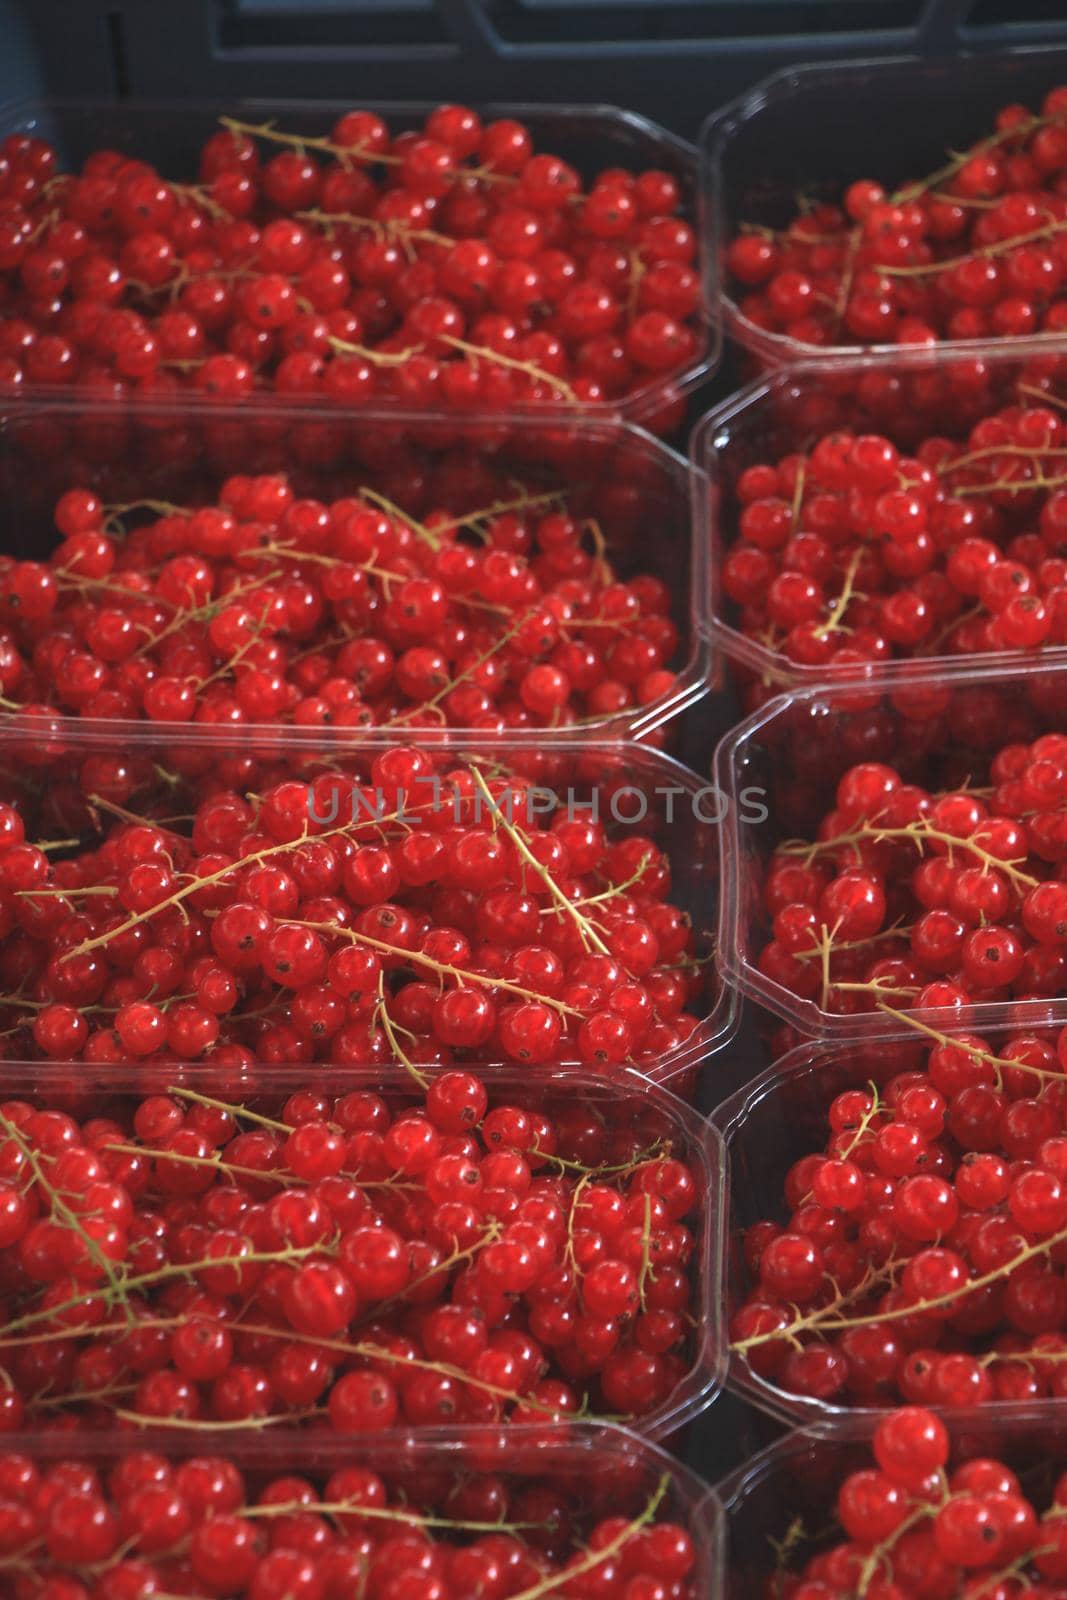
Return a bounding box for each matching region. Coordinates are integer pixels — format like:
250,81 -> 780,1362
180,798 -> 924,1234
0,96 -> 716,429
0,393 -> 714,744
702,48 -> 1067,369
693,340 -> 1067,699
717,1409 -> 1067,1596
0,1063 -> 725,1439
714,661 -> 1067,1042
0,1422 -> 724,1592
0,717 -> 737,1086
714,1029 -> 1067,1424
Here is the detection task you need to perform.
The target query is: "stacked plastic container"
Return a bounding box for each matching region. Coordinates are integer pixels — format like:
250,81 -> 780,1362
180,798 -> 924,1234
0,92 -> 738,1599
4,56 -> 1067,1596
702,49 -> 1067,371
701,46 -> 1067,1598
0,722 -> 732,1585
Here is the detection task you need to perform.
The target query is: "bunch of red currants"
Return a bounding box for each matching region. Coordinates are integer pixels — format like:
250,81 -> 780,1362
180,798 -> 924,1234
0,109 -> 701,412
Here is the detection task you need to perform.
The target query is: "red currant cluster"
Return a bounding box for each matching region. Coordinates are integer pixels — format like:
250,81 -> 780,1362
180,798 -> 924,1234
725,86 -> 1067,350
0,1072 -> 703,1432
729,1014 -> 1067,1410
0,743 -> 708,1078
0,108 -> 702,415
721,402 -> 1067,680
763,1406 -> 1067,1598
0,1443 -> 698,1600
0,471 -> 680,730
755,746 -> 1067,1023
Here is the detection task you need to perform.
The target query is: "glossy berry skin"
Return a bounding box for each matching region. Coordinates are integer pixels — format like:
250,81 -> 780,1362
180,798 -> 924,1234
0,1448 -> 698,1598
731,1007 -> 1067,1413
0,1064 -> 703,1430
0,112 -> 703,418
722,393 -> 1067,696
0,469 -> 685,734
755,735 -> 1067,1021
0,744 -> 708,1082
726,87 -> 1067,353
767,1405 -> 1067,1599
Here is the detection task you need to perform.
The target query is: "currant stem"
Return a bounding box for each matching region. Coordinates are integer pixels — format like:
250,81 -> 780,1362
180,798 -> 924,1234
382,615 -> 525,727
735,1203 -> 1067,1350
812,548 -> 865,640
505,1476 -> 670,1600
103,498 -> 192,533
294,918 -> 585,1018
470,766 -> 610,957
241,1498 -> 544,1534
835,1082 -> 883,1165
0,1111 -> 131,1317
0,1238 -> 329,1343
169,1085 -> 289,1132
130,571 -> 281,661
953,468 -> 1067,498
326,332 -> 422,368
1018,381 -> 1067,412
879,214 -> 1067,277
170,179 -> 231,221
344,485 -> 442,551
794,920 -> 913,962
356,1224 -> 501,1328
116,1407 -> 316,1431
219,115 -> 401,168
61,809 -> 361,963
636,1191 -> 656,1310
540,852 -> 652,917
938,440 -> 1067,476
779,817 -> 1039,891
439,335 -> 579,402
428,486 -> 569,539
374,975 -> 431,1088
789,460 -> 806,536
876,1000 -> 1061,1089
104,1140 -> 422,1192
856,1495 -> 943,1596
890,110 -> 1056,204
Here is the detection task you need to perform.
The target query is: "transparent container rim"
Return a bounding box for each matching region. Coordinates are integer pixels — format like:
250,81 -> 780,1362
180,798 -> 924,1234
723,303 -> 1067,370
0,721 -> 739,1072
0,1413 -> 719,1488
0,1007 -> 739,1087
0,91 -> 702,160
698,44 -> 1067,363
0,1062 -> 728,1441
0,1413 -> 717,1484
690,336 -> 1067,682
708,1021 -> 1067,1141
711,1032 -> 1067,1427
715,1399 -> 1067,1515
713,667 -> 1067,1041
0,390 -> 714,743
0,94 -> 719,414
0,1417 -> 727,1598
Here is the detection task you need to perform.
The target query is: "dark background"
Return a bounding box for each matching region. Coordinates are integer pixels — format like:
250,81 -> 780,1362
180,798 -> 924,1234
4,0 -> 1067,137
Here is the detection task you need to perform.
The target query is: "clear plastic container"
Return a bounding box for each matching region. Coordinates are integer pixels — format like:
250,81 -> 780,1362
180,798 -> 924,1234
700,48 -> 1067,370
0,717 -> 737,1086
693,341 -> 1067,698
717,1410 -> 1064,1598
713,1028 -> 1067,1426
0,1063 -> 725,1439
0,97 -> 716,430
713,660 -> 1067,1042
0,1422 -> 724,1594
0,392 -> 713,745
